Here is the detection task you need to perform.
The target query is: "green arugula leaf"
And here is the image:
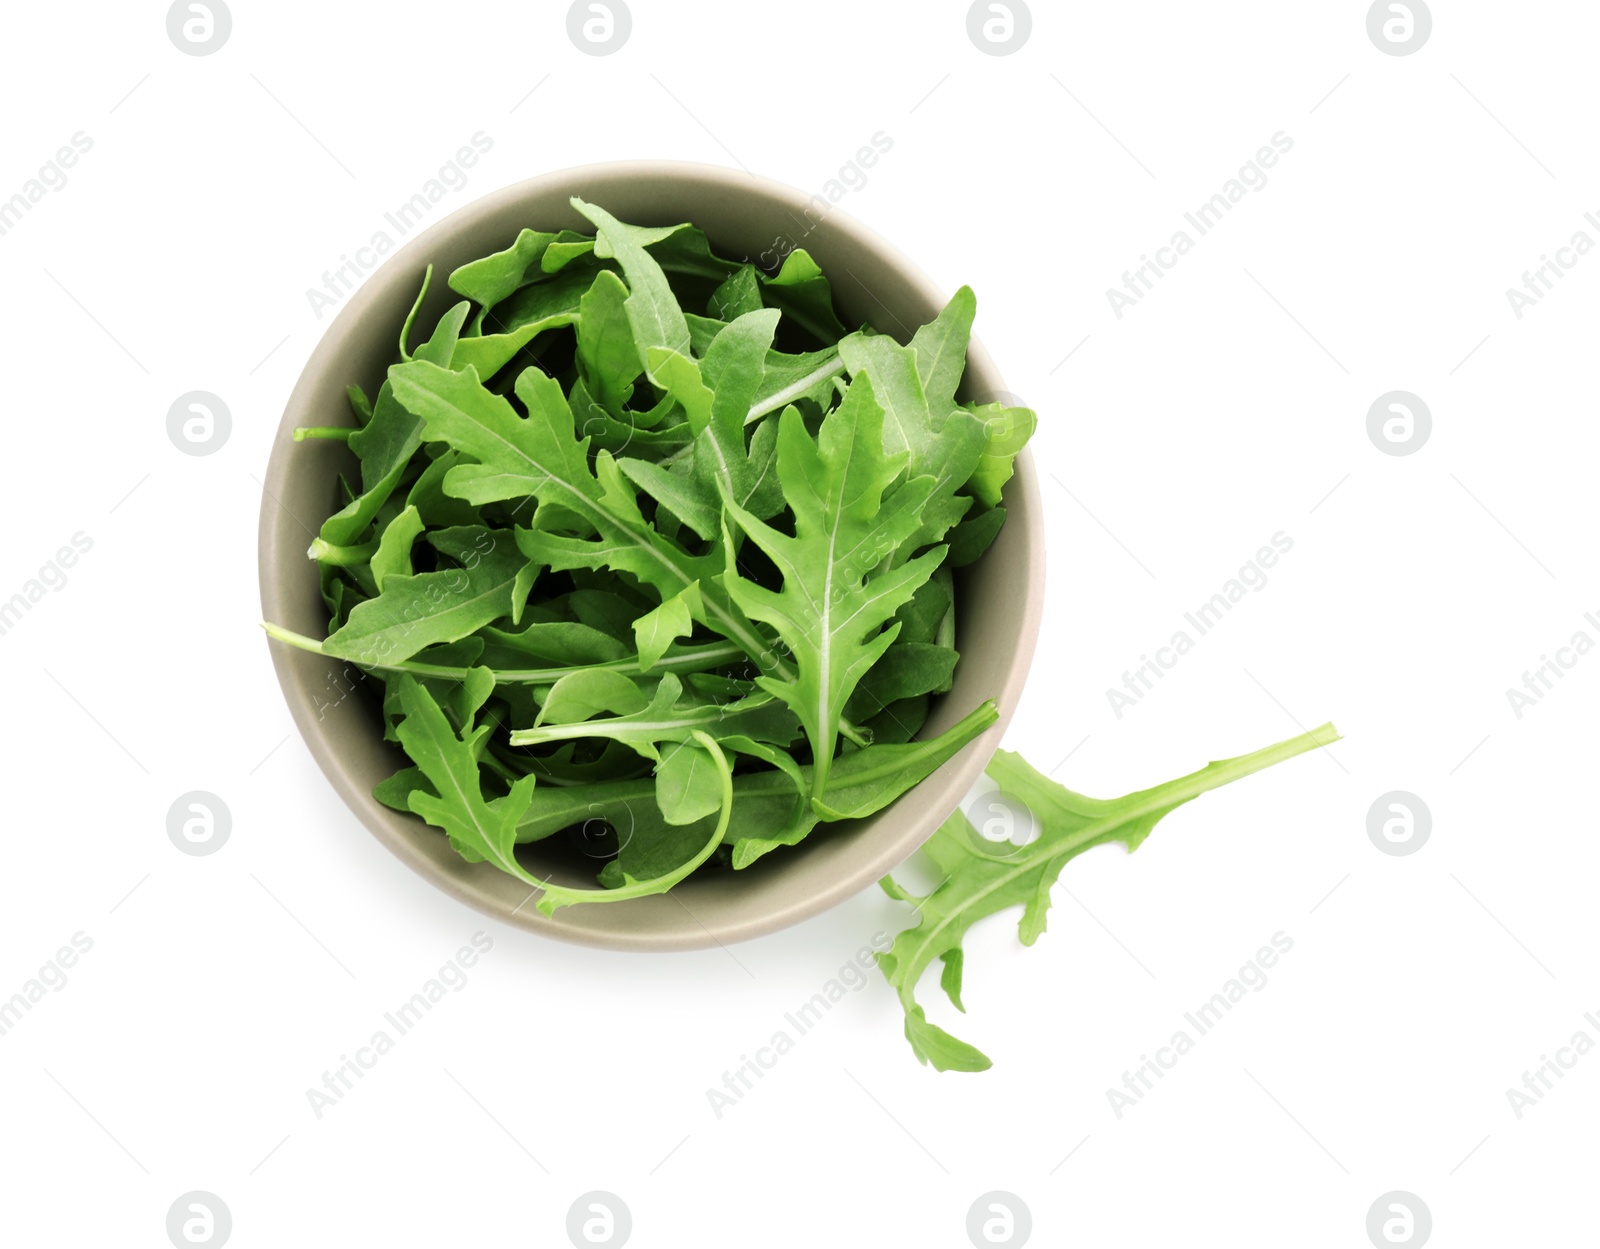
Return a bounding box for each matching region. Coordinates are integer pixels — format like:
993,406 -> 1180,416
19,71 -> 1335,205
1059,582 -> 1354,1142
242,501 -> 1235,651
322,526 -> 533,665
947,505 -> 1009,567
480,619 -> 630,668
395,675 -> 736,915
394,673 -> 539,876
370,504 -> 425,592
908,285 -> 976,411
511,672 -> 797,763
683,314 -> 850,420
346,384 -> 373,425
746,345 -> 849,423
839,325 -> 988,551
656,738 -> 722,825
539,221 -> 686,275
623,309 -> 786,537
846,642 -> 959,719
537,669 -> 649,724
529,731 -> 733,915
964,402 -> 1037,508
571,197 -> 692,379
575,268 -> 642,414
265,621 -> 745,687
452,309 -> 578,379
338,297 -> 470,538
634,582 -> 702,671
722,377 -> 941,796
731,699 -> 998,866
710,264 -> 763,320
448,228 -> 558,307
761,248 -> 849,343
878,723 -> 1342,1071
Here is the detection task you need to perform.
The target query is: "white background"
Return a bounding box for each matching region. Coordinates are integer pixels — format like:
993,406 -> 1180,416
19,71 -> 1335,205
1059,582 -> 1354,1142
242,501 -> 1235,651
0,1 -> 1593,1245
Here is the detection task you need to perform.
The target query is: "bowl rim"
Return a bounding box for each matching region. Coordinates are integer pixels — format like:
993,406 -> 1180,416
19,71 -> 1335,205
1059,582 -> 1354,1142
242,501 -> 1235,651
258,159 -> 1045,951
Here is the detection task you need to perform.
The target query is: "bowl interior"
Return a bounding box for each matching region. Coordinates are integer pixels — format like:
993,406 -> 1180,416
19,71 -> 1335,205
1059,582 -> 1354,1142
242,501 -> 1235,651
260,162 -> 1044,951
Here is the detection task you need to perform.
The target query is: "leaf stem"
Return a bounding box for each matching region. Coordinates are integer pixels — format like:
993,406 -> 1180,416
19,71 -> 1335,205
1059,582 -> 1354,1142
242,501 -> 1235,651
307,537 -> 378,567
746,354 -> 847,424
398,264 -> 434,362
293,426 -> 355,443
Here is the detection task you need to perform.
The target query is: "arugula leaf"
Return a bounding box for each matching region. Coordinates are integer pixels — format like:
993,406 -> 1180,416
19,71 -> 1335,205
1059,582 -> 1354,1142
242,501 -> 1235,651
529,731 -> 734,915
746,345 -> 849,423
731,699 -> 997,866
947,505 -> 1009,567
846,643 -> 959,719
540,221 -> 686,275
762,248 -> 849,343
571,197 -> 692,378
370,504 -> 425,592
722,377 -> 941,796
340,297 -> 470,531
322,526 -> 533,665
656,738 -> 723,825
510,673 -> 797,762
633,582 -> 702,671
395,674 -> 737,915
839,324 -> 988,551
964,401 -> 1037,509
682,314 -> 849,418
575,269 -> 641,414
394,673 -> 539,877
639,224 -> 741,284
623,310 -> 785,537
452,308 -> 578,379
448,228 -> 557,307
710,264 -> 763,320
908,285 -> 976,411
481,618 -> 629,667
878,723 -> 1342,1071
537,668 -> 649,724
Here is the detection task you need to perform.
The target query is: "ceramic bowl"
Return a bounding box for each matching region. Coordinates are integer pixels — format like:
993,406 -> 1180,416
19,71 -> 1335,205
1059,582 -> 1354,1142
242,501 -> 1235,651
258,161 -> 1045,950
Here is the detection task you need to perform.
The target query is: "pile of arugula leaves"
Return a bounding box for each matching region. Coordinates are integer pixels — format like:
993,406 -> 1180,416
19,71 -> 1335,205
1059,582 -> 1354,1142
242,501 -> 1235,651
267,198 -> 1033,911
266,198 -> 1335,1071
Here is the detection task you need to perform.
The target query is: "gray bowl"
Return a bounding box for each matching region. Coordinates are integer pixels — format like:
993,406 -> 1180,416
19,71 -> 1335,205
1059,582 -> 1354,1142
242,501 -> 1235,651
258,161 -> 1045,951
